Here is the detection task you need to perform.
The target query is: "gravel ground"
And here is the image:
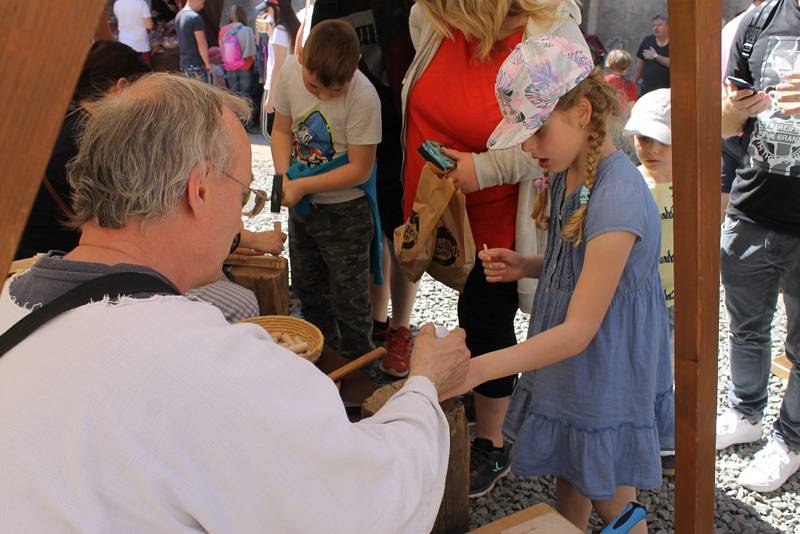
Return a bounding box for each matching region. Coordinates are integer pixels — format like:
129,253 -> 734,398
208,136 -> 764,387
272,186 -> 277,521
249,140 -> 796,533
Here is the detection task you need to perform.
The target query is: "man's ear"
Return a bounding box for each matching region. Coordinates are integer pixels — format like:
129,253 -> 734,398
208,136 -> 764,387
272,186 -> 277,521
185,166 -> 210,217
109,78 -> 129,95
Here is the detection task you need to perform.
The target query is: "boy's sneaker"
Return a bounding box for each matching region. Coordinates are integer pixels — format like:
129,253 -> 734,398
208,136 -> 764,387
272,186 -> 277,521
661,450 -> 675,477
372,318 -> 391,343
469,438 -> 511,498
716,408 -> 763,450
739,438 -> 800,493
378,327 -> 413,378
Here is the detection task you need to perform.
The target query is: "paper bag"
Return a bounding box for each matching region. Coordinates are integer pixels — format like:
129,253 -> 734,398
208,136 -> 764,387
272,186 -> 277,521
394,163 -> 452,283
426,181 -> 475,292
393,163 -> 476,292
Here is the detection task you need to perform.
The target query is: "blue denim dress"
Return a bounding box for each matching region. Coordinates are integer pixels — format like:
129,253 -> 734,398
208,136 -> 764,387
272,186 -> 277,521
503,151 -> 675,500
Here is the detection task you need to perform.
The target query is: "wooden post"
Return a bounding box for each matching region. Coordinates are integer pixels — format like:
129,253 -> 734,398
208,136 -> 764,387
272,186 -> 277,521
0,0 -> 106,279
362,382 -> 469,534
669,0 -> 722,532
95,9 -> 114,41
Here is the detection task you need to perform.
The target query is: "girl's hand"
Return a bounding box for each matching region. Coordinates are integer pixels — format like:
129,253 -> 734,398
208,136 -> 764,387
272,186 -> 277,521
438,147 -> 480,193
479,248 -> 526,282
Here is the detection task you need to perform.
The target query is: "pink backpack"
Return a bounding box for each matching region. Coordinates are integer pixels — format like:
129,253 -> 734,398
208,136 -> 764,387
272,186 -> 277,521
221,24 -> 247,70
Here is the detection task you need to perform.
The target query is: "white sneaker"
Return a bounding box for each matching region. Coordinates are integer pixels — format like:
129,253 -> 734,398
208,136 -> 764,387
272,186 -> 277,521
739,438 -> 800,493
716,408 -> 762,450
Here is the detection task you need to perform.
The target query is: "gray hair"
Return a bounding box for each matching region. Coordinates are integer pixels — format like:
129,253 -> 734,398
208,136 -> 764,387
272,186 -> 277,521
67,73 -> 251,229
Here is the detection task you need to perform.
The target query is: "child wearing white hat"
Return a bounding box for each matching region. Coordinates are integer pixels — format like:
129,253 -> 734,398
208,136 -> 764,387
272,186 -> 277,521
624,88 -> 676,475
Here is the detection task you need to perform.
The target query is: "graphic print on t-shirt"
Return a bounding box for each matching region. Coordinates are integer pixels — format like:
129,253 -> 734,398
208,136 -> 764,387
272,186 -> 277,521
342,10 -> 388,87
749,36 -> 800,178
292,110 -> 335,167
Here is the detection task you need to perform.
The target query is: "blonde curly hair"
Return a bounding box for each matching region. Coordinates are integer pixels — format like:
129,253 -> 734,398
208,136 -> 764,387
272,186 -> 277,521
416,0 -> 568,60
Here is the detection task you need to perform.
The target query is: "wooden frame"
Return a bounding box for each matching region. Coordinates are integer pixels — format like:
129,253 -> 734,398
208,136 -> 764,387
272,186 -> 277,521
0,0 -> 724,531
669,0 -> 722,531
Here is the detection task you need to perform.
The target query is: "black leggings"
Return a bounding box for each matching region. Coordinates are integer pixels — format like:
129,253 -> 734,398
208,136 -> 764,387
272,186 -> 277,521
458,254 -> 519,398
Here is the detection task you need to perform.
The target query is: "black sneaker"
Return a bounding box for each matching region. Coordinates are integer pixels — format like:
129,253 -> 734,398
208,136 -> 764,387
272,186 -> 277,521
469,438 -> 511,498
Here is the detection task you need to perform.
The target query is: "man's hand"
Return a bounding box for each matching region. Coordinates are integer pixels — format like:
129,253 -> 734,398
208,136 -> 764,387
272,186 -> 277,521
726,82 -> 772,117
643,46 -> 659,60
776,71 -> 800,116
409,324 -> 470,400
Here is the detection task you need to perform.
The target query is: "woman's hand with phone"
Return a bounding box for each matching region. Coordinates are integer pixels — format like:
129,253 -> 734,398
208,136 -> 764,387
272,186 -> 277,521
438,147 -> 480,193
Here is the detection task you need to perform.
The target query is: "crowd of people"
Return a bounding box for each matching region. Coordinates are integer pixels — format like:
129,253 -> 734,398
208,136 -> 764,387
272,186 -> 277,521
2,0 -> 798,532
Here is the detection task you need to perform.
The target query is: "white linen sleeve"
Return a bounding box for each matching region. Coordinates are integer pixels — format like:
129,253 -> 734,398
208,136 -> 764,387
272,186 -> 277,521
163,327 -> 449,534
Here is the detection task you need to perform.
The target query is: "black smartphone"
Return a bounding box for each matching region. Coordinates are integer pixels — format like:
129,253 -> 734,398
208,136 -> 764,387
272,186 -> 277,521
726,76 -> 755,92
418,140 -> 456,171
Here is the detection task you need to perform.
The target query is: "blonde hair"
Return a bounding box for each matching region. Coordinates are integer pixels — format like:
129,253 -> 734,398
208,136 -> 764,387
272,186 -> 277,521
531,68 -> 620,245
68,73 -> 251,229
416,0 -> 567,59
604,49 -> 631,73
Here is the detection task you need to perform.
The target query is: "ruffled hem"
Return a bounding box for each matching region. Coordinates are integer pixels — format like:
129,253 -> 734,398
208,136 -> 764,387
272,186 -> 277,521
504,388 -> 675,500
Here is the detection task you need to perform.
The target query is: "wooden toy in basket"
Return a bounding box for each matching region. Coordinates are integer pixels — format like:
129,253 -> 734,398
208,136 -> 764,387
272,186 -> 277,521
239,315 -> 324,364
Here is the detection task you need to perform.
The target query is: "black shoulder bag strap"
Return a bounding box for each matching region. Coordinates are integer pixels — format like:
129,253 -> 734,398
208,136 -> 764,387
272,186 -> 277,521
0,272 -> 180,359
741,0 -> 782,60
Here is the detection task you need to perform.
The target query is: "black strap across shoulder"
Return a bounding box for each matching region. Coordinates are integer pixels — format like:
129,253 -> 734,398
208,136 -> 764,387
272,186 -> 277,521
741,0 -> 782,60
0,272 -> 180,359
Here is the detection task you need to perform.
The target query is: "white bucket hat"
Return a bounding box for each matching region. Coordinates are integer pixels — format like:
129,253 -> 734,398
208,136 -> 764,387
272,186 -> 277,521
623,88 -> 672,145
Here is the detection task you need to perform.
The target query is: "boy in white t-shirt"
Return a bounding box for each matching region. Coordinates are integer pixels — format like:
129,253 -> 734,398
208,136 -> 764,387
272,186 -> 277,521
624,88 -> 675,475
271,20 -> 382,358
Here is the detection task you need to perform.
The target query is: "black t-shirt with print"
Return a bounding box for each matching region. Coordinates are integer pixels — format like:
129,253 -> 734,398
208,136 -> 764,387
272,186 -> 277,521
636,35 -> 670,94
725,0 -> 800,236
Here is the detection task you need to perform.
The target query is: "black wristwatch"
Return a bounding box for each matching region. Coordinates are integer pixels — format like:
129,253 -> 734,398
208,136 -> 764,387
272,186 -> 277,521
229,232 -> 242,254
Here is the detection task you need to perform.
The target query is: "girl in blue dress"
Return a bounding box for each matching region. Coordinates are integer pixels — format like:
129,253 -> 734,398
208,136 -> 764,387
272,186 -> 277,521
447,35 -> 674,532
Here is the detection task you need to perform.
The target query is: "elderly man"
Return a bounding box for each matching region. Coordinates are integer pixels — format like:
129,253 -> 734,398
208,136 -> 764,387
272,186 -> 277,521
0,74 -> 470,532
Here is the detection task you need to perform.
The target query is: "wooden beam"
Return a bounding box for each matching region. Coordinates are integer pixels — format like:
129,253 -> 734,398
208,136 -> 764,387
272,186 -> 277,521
0,0 -> 106,277
95,9 -> 114,41
669,0 -> 722,532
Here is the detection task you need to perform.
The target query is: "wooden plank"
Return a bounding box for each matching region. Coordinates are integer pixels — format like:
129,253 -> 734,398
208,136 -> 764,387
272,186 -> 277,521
0,0 -> 106,280
669,0 -> 722,532
468,503 -> 581,534
95,9 -> 114,41
772,354 -> 792,380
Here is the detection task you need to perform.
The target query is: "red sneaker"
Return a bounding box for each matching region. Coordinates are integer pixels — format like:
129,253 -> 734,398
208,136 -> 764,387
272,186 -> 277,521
378,326 -> 413,378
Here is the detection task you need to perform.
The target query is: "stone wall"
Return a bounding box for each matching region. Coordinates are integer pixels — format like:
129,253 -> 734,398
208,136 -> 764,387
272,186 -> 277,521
582,0 -> 754,73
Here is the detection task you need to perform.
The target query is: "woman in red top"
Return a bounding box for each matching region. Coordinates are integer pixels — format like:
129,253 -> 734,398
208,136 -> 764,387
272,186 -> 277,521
390,0 -> 585,498
603,49 -> 638,109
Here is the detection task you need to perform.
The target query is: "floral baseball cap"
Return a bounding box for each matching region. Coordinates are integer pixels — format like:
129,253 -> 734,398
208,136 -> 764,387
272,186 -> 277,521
488,35 -> 594,150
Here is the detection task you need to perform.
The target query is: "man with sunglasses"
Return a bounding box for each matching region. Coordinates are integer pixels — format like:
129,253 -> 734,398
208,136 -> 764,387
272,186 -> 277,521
0,73 -> 471,532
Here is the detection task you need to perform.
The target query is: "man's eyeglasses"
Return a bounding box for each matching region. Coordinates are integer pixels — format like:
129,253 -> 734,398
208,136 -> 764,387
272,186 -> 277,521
221,171 -> 268,217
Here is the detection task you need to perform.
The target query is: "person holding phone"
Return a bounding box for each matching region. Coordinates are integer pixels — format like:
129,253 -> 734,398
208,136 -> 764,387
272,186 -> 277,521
399,0 -> 586,498
717,0 -> 800,494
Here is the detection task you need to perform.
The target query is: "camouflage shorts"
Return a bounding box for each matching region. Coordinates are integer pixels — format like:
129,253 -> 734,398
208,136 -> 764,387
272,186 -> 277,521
289,196 -> 375,358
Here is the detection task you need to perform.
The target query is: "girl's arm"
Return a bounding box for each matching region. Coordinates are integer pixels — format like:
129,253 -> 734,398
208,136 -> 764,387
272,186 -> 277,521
479,248 -> 544,281
450,231 -> 636,397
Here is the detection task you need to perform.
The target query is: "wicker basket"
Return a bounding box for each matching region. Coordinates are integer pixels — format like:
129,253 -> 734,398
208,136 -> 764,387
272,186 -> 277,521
239,315 -> 324,364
